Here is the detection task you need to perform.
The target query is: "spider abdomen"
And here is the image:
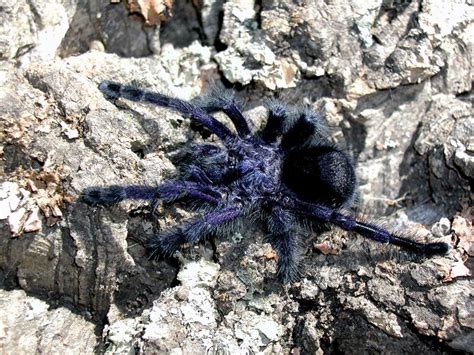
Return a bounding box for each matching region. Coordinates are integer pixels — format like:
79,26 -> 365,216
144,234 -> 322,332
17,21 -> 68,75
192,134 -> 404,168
282,146 -> 356,207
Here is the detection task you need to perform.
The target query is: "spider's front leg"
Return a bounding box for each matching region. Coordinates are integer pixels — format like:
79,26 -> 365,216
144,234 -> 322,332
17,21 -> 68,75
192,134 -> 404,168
82,181 -> 221,206
99,81 -> 233,140
199,90 -> 252,138
260,101 -> 288,143
147,205 -> 241,258
266,205 -> 300,283
261,101 -> 329,149
280,109 -> 329,150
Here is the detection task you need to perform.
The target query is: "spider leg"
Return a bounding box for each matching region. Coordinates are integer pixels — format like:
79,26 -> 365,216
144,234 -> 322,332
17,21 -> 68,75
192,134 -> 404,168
173,143 -> 229,181
99,81 -> 233,140
82,181 -> 221,206
183,165 -> 214,184
261,101 -> 289,143
147,205 -> 241,257
281,109 -> 329,150
200,92 -> 251,138
266,205 -> 300,283
282,199 -> 449,255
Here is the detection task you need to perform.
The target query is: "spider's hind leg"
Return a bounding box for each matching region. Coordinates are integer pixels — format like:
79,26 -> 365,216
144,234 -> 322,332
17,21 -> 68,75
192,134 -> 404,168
327,212 -> 450,255
266,205 -> 300,283
288,199 -> 450,256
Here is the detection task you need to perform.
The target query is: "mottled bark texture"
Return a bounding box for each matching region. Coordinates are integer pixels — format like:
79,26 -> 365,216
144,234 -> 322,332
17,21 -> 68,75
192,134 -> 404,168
0,0 -> 472,353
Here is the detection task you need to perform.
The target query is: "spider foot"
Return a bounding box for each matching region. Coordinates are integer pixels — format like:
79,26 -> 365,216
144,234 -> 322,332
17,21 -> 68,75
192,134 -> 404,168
277,256 -> 300,284
99,80 -> 122,99
147,230 -> 186,259
417,241 -> 450,255
81,186 -> 127,205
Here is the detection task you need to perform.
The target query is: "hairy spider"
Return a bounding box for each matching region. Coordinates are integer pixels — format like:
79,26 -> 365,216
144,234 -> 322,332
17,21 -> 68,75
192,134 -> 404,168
83,81 -> 449,283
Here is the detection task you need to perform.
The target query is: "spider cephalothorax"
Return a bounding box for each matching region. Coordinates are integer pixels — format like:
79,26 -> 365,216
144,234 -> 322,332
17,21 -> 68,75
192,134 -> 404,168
83,81 -> 449,282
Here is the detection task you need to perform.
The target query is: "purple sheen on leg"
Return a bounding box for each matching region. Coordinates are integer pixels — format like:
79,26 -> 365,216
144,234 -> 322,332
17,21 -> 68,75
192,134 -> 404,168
148,205 -> 241,257
223,103 -> 251,138
148,230 -> 186,258
157,181 -> 221,204
189,105 -> 232,140
124,185 -> 158,200
99,81 -> 233,140
205,206 -> 241,225
283,198 -> 449,256
186,165 -> 213,184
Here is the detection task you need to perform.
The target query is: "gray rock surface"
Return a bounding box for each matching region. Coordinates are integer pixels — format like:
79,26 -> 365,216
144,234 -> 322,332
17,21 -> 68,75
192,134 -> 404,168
0,289 -> 96,353
0,0 -> 472,353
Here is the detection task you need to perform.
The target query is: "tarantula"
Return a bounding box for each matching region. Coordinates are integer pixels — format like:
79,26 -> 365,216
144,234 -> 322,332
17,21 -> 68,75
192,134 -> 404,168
83,81 -> 449,282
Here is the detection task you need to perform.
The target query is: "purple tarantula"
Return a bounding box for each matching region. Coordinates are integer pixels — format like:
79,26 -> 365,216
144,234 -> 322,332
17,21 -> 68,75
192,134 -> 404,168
83,81 -> 449,283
